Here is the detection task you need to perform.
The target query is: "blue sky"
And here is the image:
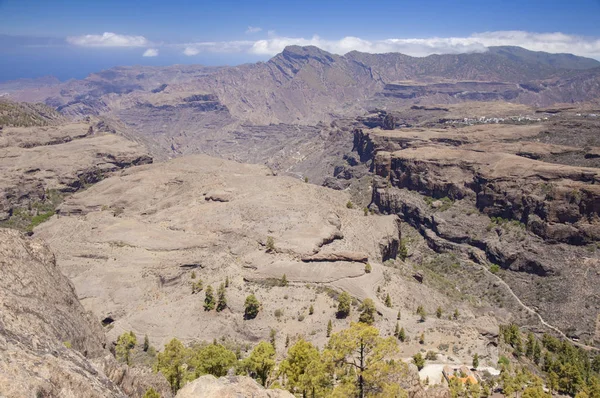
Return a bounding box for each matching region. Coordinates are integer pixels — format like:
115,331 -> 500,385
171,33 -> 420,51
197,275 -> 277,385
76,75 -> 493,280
1,0 -> 600,81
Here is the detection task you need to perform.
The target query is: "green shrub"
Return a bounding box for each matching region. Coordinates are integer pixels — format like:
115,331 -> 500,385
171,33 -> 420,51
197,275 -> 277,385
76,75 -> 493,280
244,294 -> 261,319
143,388 -> 161,398
266,236 -> 276,252
413,353 -> 425,370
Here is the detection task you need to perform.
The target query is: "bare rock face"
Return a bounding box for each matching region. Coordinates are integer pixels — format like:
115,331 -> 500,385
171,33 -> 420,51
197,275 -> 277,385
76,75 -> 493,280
0,228 -> 123,397
301,251 -> 369,263
175,375 -> 294,398
95,355 -> 173,398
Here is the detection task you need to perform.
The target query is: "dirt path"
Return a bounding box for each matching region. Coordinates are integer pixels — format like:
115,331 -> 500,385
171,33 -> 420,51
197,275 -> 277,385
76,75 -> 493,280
477,260 -> 599,352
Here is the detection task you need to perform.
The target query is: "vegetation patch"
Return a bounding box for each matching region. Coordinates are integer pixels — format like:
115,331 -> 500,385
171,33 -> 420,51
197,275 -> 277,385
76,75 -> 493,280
424,196 -> 454,212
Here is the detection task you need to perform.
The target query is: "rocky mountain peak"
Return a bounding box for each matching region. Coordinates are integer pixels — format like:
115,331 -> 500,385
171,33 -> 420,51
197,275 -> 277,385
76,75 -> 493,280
277,45 -> 339,66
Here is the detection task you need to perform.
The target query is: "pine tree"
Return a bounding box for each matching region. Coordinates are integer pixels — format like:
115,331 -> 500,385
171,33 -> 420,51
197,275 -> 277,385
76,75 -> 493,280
365,263 -> 372,273
419,332 -> 425,344
143,334 -> 149,352
309,304 -> 314,315
216,283 -> 227,312
225,275 -> 230,287
281,274 -> 288,286
327,322 -> 404,397
385,293 -> 392,308
436,306 -> 442,319
244,294 -> 261,319
413,352 -> 425,370
514,333 -> 524,357
337,291 -> 352,318
394,322 -> 400,338
155,338 -> 186,392
358,298 -> 376,325
526,332 -> 535,358
472,353 -> 479,369
280,339 -> 322,397
269,328 -> 277,350
116,331 -> 137,365
285,334 -> 290,348
533,340 -> 542,365
204,285 -> 215,311
327,320 -> 332,337
398,327 -> 406,342
244,341 -> 276,387
397,310 -> 401,320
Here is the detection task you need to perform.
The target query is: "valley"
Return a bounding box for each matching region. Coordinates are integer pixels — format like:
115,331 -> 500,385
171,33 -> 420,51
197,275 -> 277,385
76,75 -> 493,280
0,44 -> 599,397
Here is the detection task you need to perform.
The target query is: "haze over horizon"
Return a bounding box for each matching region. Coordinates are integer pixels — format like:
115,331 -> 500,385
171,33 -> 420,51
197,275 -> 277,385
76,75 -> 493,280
1,0 -> 600,81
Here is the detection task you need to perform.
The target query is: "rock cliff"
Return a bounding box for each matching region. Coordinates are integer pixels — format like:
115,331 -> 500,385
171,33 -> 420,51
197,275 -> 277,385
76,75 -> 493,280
0,228 -> 122,397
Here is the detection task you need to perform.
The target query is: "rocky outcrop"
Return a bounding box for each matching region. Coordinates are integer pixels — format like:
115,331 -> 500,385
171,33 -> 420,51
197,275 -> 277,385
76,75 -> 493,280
301,251 -> 369,263
383,147 -> 600,244
0,228 -> 123,397
175,375 -> 294,398
95,355 -> 173,398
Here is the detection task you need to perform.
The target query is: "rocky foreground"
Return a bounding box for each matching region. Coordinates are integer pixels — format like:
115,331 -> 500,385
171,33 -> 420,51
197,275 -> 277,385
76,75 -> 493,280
0,228 -> 171,397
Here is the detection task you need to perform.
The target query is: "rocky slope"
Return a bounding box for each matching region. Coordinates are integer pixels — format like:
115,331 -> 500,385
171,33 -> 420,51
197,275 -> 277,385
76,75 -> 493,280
0,228 -> 122,397
0,105 -> 152,226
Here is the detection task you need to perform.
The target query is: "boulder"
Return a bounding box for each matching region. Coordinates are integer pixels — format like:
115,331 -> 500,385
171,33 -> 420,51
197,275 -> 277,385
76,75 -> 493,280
175,375 -> 293,398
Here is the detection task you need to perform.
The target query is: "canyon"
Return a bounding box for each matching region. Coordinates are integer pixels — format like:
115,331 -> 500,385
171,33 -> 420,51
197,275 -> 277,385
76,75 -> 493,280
0,45 -> 599,396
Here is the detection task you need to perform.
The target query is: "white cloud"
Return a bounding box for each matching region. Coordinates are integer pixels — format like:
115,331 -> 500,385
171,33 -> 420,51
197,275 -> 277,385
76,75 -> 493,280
183,46 -> 200,56
244,31 -> 600,58
246,31 -> 600,59
181,41 -> 254,56
143,48 -> 159,57
65,30 -> 600,60
246,26 -> 262,34
66,32 -> 148,47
